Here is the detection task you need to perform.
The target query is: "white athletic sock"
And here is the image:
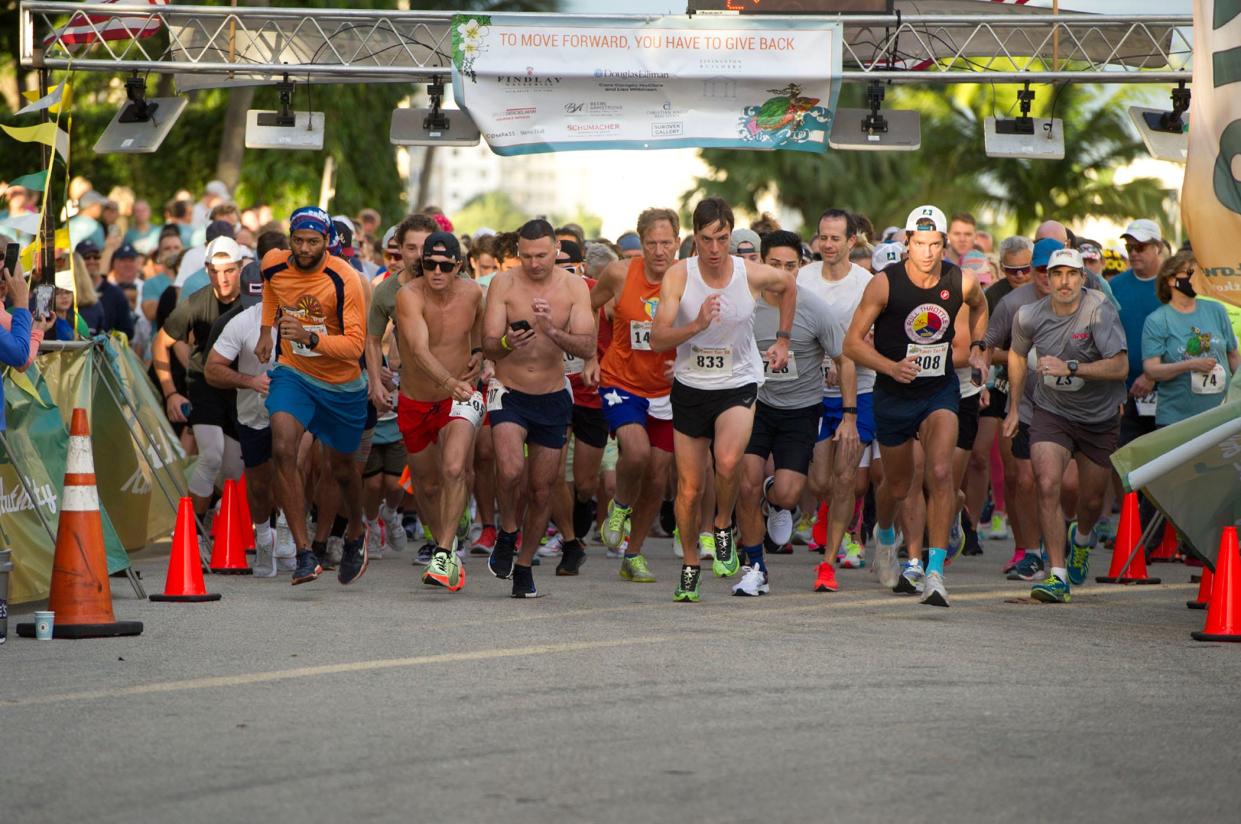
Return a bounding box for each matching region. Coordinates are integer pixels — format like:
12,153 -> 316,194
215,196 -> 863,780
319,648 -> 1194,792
1051,566 -> 1068,583
254,521 -> 273,546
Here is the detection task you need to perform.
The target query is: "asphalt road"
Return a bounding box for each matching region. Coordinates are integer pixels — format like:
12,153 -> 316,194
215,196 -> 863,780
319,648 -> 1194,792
3,535 -> 1238,824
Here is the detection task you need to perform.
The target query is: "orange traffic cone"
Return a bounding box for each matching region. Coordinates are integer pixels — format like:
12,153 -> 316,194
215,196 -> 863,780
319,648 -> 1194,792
209,479 -> 252,575
16,409 -> 143,638
399,465 -> 415,495
1151,521 -> 1178,563
151,497 -> 222,602
1192,527 -> 1241,642
236,473 -> 256,552
1096,492 -> 1161,585
1187,565 -> 1213,610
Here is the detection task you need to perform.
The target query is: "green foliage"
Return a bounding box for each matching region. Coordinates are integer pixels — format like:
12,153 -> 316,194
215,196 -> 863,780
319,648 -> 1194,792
453,190 -> 528,235
3,0 -> 558,224
690,83 -> 1175,238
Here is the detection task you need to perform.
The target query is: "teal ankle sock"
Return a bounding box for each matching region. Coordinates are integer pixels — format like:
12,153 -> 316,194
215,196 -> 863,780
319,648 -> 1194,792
927,547 -> 946,576
877,525 -> 897,545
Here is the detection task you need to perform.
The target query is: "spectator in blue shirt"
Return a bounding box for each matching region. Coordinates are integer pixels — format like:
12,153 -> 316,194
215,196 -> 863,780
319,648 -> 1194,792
0,262 -> 35,431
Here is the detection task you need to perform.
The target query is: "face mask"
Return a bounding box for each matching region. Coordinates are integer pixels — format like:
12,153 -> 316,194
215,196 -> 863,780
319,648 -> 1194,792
1174,276 -> 1196,298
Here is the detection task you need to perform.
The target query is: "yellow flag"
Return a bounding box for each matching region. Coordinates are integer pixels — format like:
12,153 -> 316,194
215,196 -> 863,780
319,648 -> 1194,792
2,122 -> 70,162
1182,0 -> 1241,309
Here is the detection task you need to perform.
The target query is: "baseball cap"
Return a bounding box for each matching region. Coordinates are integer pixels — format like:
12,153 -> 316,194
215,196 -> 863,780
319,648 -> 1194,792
205,235 -> 243,265
381,225 -> 399,251
1076,240 -> 1102,261
54,269 -> 75,290
729,228 -> 760,255
75,239 -> 101,257
1047,248 -> 1084,270
617,232 -> 642,253
238,261 -> 264,308
558,239 -> 584,264
332,218 -> 355,257
422,230 -> 462,261
204,180 -> 230,200
205,220 -> 235,243
1031,237 -> 1065,268
904,205 -> 947,234
1121,219 -> 1162,244
872,241 -> 905,272
78,190 -> 109,209
113,242 -> 140,259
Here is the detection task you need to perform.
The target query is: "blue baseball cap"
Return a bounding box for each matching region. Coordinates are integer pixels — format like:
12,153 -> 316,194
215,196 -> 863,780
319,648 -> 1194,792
1031,237 -> 1064,269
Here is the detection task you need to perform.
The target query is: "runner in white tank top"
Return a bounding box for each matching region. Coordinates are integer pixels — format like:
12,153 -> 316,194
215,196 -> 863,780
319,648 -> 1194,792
673,255 -> 765,390
648,197 -> 797,603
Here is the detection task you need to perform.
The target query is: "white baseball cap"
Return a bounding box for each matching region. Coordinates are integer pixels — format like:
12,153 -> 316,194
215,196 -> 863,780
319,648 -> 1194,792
905,205 -> 947,234
1121,219 -> 1162,244
204,179 -> 231,200
872,241 -> 905,272
205,235 -> 243,265
1047,248 -> 1084,270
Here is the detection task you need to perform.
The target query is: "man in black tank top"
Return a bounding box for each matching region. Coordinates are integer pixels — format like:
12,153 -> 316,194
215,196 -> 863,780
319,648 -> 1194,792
843,205 -> 989,607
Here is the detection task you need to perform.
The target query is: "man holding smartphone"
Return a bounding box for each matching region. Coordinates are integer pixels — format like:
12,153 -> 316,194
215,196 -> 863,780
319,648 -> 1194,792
482,219 -> 597,598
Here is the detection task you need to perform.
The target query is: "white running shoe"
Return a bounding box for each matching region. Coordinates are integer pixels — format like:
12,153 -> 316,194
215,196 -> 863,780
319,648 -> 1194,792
875,531 -> 901,589
252,530 -> 278,578
895,560 -> 926,595
921,570 -> 950,607
537,534 -> 564,558
380,504 -> 406,554
326,536 -> 344,568
766,508 -> 794,547
365,518 -> 385,560
731,565 -> 770,596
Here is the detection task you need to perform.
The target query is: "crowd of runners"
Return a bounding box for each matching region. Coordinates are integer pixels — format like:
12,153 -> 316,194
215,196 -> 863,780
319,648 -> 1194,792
5,179 -> 1237,604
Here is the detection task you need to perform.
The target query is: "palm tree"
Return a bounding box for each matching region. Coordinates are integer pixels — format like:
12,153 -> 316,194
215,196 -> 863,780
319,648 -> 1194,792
688,82 -> 1171,237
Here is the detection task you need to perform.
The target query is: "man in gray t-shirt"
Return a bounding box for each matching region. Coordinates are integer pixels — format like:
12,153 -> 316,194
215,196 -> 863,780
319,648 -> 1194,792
1002,248 -> 1129,604
734,232 -> 855,597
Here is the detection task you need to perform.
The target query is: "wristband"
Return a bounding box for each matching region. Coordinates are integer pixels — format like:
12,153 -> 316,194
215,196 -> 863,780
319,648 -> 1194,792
471,346 -> 483,355
775,330 -> 791,340
842,406 -> 858,415
970,339 -> 986,350
500,334 -> 511,351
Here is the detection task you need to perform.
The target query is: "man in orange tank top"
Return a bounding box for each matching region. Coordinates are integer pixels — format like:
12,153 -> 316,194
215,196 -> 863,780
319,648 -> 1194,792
589,208 -> 680,584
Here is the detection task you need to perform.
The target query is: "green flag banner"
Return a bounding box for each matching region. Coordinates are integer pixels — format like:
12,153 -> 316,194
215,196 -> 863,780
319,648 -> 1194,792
1111,374 -> 1241,569
1,362 -> 130,604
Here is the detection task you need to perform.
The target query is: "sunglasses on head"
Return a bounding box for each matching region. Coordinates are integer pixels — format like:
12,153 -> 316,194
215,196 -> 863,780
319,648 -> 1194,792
1003,264 -> 1031,275
422,259 -> 458,273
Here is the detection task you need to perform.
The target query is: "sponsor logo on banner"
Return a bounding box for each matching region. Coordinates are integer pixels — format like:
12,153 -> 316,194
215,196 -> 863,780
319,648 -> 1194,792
0,476 -> 58,516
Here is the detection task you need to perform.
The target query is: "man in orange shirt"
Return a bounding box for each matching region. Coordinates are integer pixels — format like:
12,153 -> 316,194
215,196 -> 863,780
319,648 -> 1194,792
254,207 -> 369,587
588,207 -> 680,584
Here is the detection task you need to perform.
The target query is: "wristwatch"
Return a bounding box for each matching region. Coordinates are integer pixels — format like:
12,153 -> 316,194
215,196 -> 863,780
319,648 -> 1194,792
1067,359 -> 1079,375
970,339 -> 986,351
307,331 -> 320,350
842,406 -> 858,415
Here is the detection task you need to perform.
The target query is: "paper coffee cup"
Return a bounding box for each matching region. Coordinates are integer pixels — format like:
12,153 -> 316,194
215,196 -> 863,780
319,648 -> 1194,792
34,610 -> 54,641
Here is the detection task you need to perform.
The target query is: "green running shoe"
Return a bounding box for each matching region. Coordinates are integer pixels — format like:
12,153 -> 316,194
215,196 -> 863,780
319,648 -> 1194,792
601,500 -> 632,550
710,526 -> 740,577
619,553 -> 656,583
698,531 -> 716,561
673,565 -> 701,602
1066,522 -> 1094,586
1031,574 -> 1071,603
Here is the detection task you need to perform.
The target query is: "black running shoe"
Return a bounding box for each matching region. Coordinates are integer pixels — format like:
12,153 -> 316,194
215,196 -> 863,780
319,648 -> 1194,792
489,529 -> 517,579
291,549 -> 322,586
961,513 -> 984,556
411,542 -> 434,566
338,536 -> 368,585
511,563 -> 542,598
556,539 -> 586,576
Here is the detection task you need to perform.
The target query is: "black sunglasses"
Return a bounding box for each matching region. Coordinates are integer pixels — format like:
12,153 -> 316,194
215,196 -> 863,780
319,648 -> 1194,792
422,259 -> 458,273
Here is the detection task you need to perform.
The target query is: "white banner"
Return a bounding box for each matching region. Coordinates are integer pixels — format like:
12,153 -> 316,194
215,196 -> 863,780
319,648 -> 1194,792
451,14 -> 841,156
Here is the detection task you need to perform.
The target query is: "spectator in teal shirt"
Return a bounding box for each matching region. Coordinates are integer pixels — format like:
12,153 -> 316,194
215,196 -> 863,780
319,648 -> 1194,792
1142,251 -> 1240,426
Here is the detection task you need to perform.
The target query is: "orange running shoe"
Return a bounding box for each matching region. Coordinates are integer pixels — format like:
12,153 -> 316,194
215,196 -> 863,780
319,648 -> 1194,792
813,561 -> 839,592
423,548 -> 466,592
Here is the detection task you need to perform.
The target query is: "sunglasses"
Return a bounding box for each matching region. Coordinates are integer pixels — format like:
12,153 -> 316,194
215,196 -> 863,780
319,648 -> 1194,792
1003,264 -> 1032,275
1124,242 -> 1151,254
1172,268 -> 1195,278
422,259 -> 458,273
384,251 -> 402,260
81,254 -> 101,261
559,262 -> 580,273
